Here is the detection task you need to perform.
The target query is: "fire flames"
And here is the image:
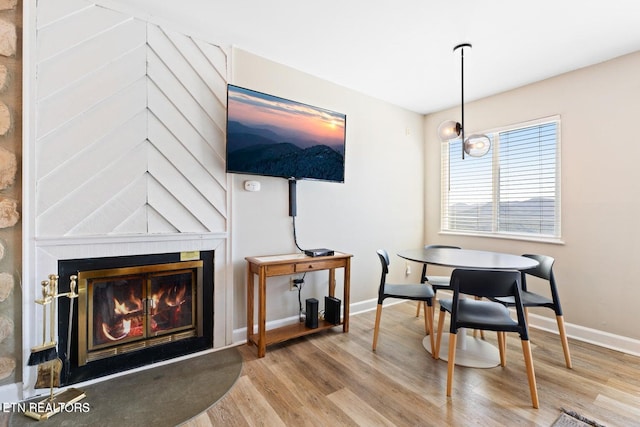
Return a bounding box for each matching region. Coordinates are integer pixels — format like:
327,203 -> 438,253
99,281 -> 189,342
114,289 -> 143,315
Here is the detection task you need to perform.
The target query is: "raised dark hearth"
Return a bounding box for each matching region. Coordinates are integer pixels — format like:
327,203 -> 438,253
57,251 -> 214,386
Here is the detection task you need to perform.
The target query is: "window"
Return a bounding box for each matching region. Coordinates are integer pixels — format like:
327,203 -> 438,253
441,117 -> 560,241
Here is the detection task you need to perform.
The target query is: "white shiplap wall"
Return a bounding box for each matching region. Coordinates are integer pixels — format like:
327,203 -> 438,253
18,0 -> 231,399
35,1 -> 228,236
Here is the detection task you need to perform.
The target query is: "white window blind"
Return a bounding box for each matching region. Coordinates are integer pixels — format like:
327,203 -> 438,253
441,117 -> 560,240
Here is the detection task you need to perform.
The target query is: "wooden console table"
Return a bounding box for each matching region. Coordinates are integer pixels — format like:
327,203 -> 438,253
246,252 -> 352,357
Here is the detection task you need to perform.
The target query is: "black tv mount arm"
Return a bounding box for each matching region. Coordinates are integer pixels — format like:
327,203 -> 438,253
288,178 -> 297,217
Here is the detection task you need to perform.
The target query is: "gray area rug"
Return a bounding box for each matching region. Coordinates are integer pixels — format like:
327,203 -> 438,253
10,346 -> 242,427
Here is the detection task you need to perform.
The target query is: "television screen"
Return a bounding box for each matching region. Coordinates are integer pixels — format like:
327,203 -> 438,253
226,85 -> 346,182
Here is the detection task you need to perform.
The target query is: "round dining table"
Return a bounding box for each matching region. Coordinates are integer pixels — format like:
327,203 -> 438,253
397,247 -> 539,368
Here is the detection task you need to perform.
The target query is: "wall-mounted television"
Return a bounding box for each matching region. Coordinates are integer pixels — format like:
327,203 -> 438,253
226,84 -> 347,183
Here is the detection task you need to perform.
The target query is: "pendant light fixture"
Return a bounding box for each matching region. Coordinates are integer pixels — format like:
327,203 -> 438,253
437,43 -> 491,159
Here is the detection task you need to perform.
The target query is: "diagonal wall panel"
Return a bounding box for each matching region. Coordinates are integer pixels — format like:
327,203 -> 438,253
37,5 -> 128,62
36,78 -> 148,179
148,114 -> 226,219
37,46 -> 147,138
37,0 -> 95,28
68,175 -> 149,235
37,111 -> 148,215
36,142 -> 149,235
35,2 -> 228,238
146,25 -> 227,188
114,204 -> 153,234
38,18 -> 146,99
147,177 -> 209,232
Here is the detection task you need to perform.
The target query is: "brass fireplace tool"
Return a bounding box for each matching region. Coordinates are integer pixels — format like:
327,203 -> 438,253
24,274 -> 86,421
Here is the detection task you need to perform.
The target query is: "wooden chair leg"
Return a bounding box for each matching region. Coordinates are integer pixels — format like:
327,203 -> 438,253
501,332 -> 507,363
521,339 -> 539,409
416,301 -> 421,317
426,304 -> 435,357
372,304 -> 383,351
446,333 -> 458,397
556,315 -> 572,368
434,309 -> 446,359
497,331 -> 506,366
432,297 -> 439,335
422,302 -> 429,334
472,329 -> 486,339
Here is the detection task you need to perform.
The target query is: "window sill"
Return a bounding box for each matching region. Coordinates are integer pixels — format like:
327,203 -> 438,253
439,230 -> 565,245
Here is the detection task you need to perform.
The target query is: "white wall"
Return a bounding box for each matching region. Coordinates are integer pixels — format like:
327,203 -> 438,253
230,49 -> 426,329
424,51 -> 640,348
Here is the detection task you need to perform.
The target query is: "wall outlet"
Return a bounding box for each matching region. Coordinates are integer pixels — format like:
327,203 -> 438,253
290,277 -> 304,291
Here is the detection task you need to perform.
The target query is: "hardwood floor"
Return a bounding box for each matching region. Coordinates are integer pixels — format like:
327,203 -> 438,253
186,302 -> 640,426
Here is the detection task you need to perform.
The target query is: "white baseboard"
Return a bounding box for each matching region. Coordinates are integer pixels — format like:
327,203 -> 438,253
526,311 -> 640,357
233,299 -> 640,358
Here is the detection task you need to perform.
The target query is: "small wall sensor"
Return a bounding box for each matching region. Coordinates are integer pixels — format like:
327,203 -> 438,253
244,180 -> 261,192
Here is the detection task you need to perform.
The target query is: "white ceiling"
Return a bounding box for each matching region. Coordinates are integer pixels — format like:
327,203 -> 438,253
100,0 -> 640,114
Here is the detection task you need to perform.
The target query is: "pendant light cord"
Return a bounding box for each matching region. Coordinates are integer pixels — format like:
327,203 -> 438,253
454,43 -> 471,159
461,45 -> 465,159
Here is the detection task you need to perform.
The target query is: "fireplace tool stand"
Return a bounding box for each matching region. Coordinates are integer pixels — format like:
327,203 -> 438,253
24,274 -> 86,421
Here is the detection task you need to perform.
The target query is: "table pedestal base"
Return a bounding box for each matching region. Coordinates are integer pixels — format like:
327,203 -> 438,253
423,332 -> 500,368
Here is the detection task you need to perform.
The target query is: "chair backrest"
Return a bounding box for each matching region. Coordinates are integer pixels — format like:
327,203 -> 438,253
521,254 -> 555,282
377,249 -> 390,275
376,249 -> 390,299
449,269 -> 528,336
450,269 -> 522,300
521,254 -> 563,314
421,245 -> 461,281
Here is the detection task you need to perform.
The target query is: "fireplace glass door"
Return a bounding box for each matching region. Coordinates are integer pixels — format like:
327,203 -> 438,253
78,260 -> 202,365
90,274 -> 146,348
148,269 -> 195,336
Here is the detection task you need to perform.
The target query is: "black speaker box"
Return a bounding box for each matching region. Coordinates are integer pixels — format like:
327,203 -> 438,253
305,298 -> 319,328
324,296 -> 341,325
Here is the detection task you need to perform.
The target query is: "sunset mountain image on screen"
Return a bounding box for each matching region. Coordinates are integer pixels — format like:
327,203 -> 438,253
226,85 -> 346,182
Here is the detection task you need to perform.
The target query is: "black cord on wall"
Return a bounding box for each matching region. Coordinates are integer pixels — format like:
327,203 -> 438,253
292,215 -> 304,252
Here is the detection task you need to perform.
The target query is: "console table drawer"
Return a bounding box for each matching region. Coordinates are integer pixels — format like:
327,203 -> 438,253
266,264 -> 295,276
295,259 -> 344,272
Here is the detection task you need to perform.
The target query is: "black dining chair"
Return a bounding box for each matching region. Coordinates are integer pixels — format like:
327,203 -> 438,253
373,249 -> 436,355
415,245 -> 487,339
415,244 -> 462,318
489,254 -> 572,368
434,269 -> 539,408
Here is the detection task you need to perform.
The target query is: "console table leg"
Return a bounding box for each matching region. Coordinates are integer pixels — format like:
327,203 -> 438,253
343,257 -> 351,333
328,269 -> 336,297
247,263 -> 254,346
258,269 -> 267,357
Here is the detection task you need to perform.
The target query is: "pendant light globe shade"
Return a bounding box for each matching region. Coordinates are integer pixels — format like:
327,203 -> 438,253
464,134 -> 491,157
437,120 -> 461,141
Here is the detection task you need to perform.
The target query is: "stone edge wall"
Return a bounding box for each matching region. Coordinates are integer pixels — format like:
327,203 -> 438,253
0,0 -> 21,386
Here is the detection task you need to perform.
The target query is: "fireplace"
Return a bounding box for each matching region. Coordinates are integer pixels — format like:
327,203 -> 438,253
78,260 -> 203,365
56,251 -> 214,386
